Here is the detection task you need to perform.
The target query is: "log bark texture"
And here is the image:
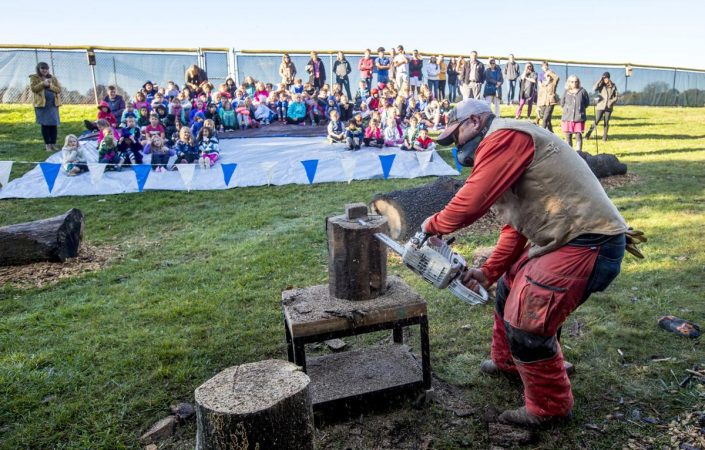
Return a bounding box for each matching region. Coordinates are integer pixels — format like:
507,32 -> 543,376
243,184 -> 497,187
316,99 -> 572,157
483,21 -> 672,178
577,151 -> 628,178
326,212 -> 388,301
195,360 -> 314,450
0,208 -> 84,266
369,176 -> 462,241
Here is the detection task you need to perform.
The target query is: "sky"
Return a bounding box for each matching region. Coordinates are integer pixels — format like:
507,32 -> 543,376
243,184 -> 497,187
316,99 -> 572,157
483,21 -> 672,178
2,0 -> 704,69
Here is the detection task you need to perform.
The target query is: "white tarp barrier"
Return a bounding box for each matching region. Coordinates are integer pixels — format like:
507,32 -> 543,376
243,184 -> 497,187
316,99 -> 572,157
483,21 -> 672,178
0,137 -> 458,199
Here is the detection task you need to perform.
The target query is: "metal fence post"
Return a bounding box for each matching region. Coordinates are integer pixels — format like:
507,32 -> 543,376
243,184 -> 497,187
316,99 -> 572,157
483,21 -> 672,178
329,53 -> 334,88
233,50 -> 240,86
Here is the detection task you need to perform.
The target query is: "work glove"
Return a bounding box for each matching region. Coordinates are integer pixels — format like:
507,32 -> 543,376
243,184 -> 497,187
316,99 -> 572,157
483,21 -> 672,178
625,227 -> 647,259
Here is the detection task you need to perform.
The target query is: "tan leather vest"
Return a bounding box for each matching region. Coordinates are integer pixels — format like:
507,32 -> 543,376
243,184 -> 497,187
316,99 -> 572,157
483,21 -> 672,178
488,119 -> 628,258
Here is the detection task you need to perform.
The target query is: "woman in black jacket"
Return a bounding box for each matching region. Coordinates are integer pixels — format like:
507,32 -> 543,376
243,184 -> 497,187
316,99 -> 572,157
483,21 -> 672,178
306,51 -> 326,90
586,72 -> 618,141
560,75 -> 590,151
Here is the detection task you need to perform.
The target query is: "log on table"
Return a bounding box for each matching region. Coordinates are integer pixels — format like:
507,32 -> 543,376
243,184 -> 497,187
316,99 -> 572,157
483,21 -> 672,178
577,151 -> 628,178
369,176 -> 463,240
0,208 -> 84,266
195,359 -> 314,450
327,203 -> 388,301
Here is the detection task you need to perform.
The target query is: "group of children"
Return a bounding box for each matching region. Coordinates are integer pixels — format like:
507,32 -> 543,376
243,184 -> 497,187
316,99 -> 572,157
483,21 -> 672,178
70,71 -> 450,176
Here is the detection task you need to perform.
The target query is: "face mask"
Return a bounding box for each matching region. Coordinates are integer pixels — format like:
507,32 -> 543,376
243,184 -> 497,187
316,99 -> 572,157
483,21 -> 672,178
456,116 -> 494,167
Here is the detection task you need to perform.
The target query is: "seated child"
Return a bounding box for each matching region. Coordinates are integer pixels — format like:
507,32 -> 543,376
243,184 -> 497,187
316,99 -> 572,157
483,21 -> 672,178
253,99 -> 274,125
174,127 -> 199,164
198,126 -> 220,169
143,135 -> 172,172
305,94 -> 324,125
84,101 -> 117,131
325,96 -> 340,122
118,115 -> 144,163
363,119 -> 384,148
120,103 -> 140,127
286,94 -> 307,125
345,119 -> 363,150
61,134 -> 88,176
236,100 -> 253,129
205,103 -> 223,131
132,91 -> 149,112
137,106 -> 150,128
339,95 -> 354,122
413,127 -> 436,151
276,92 -> 290,123
96,119 -> 119,145
290,78 -> 304,94
326,110 -> 345,143
190,112 -> 206,137
219,98 -> 238,131
165,81 -> 180,100
254,81 -> 269,103
354,80 -> 370,108
98,133 -> 122,170
142,112 -> 166,145
383,117 -> 403,147
400,117 -> 420,151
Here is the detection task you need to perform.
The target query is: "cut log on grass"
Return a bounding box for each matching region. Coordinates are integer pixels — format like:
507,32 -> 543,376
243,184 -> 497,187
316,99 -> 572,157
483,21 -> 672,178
370,176 -> 463,241
195,360 -> 314,450
0,208 -> 84,266
327,204 -> 388,301
577,151 -> 628,178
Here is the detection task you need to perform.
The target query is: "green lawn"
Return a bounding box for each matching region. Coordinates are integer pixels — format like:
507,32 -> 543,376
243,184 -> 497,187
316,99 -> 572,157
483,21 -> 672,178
0,104 -> 704,449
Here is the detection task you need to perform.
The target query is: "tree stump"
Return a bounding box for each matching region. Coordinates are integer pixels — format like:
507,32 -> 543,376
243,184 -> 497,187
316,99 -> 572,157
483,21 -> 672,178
0,208 -> 84,266
577,151 -> 628,178
195,360 -> 314,450
326,203 -> 388,301
370,176 -> 463,241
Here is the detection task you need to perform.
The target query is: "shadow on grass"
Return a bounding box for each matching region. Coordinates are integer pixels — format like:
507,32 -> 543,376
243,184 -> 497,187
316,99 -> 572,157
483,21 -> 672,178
619,147 -> 705,157
608,133 -> 705,140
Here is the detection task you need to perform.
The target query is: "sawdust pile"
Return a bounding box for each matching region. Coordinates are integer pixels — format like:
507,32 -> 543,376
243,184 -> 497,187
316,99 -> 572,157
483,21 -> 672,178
0,244 -> 121,289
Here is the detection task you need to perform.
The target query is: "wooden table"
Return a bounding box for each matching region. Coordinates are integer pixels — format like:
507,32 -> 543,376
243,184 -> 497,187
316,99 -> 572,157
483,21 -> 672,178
282,276 -> 431,412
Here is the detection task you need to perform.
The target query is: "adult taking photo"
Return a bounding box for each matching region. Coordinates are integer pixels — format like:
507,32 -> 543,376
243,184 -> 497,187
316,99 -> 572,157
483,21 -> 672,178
586,72 -> 618,141
29,62 -> 62,152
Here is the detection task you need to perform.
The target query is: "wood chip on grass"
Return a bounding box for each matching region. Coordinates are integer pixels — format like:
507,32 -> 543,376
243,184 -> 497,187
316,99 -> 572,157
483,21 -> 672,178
0,244 -> 122,289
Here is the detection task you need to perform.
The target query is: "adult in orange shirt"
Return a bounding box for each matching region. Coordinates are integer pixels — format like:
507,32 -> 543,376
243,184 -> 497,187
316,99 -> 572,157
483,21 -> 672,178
424,99 -> 628,427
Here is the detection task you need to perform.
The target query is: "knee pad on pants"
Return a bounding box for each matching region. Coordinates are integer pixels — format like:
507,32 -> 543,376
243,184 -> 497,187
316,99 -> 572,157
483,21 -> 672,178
505,323 -> 558,363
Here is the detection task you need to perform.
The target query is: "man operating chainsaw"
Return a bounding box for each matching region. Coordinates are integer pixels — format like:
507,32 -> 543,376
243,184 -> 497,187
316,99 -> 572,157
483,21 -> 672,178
422,99 -> 644,428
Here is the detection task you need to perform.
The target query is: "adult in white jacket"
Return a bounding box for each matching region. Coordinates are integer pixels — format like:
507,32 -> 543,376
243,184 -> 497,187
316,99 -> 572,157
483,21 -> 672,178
426,56 -> 441,100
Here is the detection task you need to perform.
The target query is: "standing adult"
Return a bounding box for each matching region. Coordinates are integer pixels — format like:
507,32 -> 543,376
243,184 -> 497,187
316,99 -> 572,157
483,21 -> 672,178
333,51 -> 352,99
536,61 -> 560,132
279,53 -> 297,88
503,54 -> 520,105
428,98 -> 629,428
560,76 -> 590,151
103,85 -> 126,124
586,72 -> 618,141
393,45 -> 409,89
374,47 -> 391,89
185,64 -> 208,95
426,56 -> 441,100
29,62 -> 62,152
437,55 -> 448,100
408,50 -> 424,96
359,48 -> 375,90
447,57 -> 460,102
483,58 -> 504,116
305,51 -> 326,90
515,62 -> 538,119
460,51 -> 485,100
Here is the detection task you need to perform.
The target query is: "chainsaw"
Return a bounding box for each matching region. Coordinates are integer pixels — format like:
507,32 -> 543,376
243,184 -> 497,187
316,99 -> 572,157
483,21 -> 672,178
375,231 -> 489,306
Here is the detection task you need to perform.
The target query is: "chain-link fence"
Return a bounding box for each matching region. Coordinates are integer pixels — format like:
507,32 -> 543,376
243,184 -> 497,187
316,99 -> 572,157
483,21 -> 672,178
2,46 -> 705,106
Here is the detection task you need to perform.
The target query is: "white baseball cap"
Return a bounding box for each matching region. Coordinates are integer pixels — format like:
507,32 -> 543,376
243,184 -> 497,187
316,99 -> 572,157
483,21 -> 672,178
436,99 -> 492,146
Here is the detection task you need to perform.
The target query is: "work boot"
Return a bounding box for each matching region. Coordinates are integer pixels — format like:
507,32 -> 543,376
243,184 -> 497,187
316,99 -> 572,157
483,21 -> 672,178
480,359 -> 575,377
498,406 -> 571,428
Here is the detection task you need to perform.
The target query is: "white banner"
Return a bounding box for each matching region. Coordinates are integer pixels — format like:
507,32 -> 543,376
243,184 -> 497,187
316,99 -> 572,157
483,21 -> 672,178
416,151 -> 434,172
340,158 -> 356,184
0,161 -> 12,187
87,163 -> 106,186
260,161 -> 278,185
175,164 -> 196,191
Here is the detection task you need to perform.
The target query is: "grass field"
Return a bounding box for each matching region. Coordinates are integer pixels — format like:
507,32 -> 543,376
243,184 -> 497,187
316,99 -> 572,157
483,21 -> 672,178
1,104 -> 704,449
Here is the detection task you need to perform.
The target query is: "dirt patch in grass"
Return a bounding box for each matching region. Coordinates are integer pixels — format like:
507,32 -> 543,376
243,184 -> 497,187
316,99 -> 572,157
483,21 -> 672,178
600,173 -> 641,189
0,244 -> 122,289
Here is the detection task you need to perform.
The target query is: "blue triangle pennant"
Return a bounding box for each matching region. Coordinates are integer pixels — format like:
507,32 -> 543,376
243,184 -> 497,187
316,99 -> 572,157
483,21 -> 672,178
451,147 -> 462,174
300,159 -> 318,185
221,163 -> 238,187
378,154 -> 396,180
39,162 -> 61,193
133,164 -> 151,192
